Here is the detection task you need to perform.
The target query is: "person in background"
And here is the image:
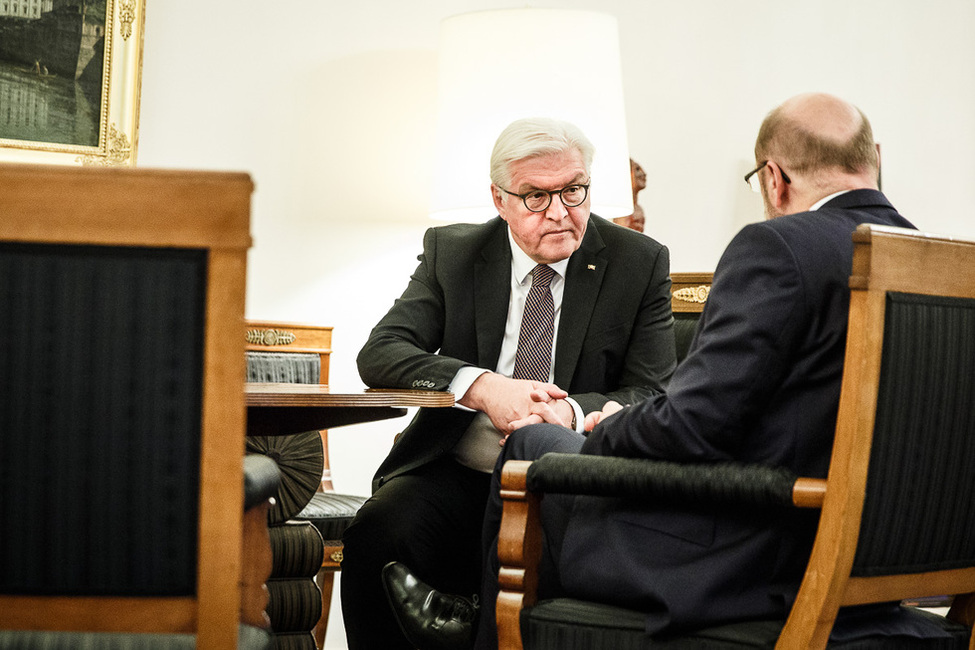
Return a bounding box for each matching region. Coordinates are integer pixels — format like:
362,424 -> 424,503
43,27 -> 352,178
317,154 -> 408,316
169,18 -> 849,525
342,117 -> 677,649
614,157 -> 647,232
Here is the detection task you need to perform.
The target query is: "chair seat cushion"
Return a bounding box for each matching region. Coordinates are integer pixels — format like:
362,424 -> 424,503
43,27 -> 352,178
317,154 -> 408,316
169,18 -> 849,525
293,492 -> 368,541
522,599 -> 970,649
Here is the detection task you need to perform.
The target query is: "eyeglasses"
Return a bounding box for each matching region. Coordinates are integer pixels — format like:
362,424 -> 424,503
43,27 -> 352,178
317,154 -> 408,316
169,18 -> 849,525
498,182 -> 590,213
744,161 -> 791,193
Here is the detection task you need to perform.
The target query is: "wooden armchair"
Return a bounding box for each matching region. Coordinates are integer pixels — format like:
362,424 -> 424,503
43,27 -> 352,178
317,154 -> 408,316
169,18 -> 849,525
244,320 -> 368,649
670,272 -> 712,363
0,164 -> 261,647
497,225 -> 975,649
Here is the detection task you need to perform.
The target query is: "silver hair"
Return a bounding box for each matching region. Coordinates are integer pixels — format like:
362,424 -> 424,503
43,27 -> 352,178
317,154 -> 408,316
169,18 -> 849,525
489,117 -> 595,189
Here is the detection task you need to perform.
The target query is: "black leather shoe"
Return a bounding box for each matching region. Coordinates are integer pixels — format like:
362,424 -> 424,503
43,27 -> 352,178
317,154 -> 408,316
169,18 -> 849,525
382,561 -> 478,650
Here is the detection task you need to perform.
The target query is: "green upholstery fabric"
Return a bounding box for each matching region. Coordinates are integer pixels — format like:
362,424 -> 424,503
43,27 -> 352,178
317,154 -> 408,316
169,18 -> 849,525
0,243 -> 207,598
293,492 -> 368,542
0,624 -> 272,649
853,293 -> 975,577
245,431 -> 324,524
246,351 -> 320,384
673,312 -> 700,364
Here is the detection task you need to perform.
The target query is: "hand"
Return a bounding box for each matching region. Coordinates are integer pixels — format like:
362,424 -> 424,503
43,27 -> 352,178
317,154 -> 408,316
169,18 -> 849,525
459,373 -> 568,437
584,400 -> 624,432
509,391 -> 575,431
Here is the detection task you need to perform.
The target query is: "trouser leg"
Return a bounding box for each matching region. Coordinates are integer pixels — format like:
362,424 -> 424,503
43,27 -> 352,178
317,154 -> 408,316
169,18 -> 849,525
474,424 -> 585,650
341,456 -> 491,650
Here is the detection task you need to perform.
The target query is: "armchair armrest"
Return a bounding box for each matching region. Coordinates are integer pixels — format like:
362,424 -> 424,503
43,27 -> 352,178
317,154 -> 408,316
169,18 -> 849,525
496,453 -> 826,650
244,454 -> 282,510
524,453 -> 825,509
242,454 -> 281,632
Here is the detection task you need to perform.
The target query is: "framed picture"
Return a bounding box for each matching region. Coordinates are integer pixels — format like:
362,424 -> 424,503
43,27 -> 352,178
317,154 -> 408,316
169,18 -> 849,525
0,0 -> 145,166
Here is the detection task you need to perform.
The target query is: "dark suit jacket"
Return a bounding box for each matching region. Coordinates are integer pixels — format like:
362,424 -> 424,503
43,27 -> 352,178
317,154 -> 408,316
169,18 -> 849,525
358,214 -> 676,492
561,190 -> 916,633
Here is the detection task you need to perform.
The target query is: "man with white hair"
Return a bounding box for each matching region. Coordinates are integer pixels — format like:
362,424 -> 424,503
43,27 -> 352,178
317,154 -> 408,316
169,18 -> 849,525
342,116 -> 676,649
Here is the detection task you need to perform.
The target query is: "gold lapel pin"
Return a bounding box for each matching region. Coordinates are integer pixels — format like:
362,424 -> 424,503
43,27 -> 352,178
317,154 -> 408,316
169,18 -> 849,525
587,264 -> 596,270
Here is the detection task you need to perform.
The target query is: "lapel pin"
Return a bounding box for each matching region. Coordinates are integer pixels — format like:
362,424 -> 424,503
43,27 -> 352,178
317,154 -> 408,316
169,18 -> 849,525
587,264 -> 596,270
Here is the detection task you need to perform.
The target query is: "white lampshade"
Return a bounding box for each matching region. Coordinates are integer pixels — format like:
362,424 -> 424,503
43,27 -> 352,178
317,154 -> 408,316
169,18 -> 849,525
430,9 -> 633,222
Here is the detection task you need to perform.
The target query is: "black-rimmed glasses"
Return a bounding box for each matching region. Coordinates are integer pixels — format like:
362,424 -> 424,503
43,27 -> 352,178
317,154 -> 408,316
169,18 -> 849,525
498,182 -> 590,212
744,161 -> 791,192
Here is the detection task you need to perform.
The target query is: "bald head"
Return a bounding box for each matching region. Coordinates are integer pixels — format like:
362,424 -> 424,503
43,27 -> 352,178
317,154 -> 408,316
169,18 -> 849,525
781,93 -> 864,142
755,92 -> 879,180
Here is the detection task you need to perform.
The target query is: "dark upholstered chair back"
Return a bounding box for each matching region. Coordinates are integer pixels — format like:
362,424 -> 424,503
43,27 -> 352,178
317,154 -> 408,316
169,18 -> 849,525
0,164 -> 254,648
0,244 -> 207,597
853,292 -> 975,578
775,224 -> 975,647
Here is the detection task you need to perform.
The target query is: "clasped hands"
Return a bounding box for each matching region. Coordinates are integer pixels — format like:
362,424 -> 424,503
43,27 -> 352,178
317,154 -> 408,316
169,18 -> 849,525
459,372 -> 626,442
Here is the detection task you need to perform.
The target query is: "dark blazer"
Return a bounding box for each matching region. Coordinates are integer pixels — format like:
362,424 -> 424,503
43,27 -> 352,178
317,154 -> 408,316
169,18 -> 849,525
358,214 -> 676,492
561,191 -> 916,633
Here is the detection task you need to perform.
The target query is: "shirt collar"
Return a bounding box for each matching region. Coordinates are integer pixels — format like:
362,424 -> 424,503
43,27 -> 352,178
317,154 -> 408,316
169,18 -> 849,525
507,227 -> 570,283
809,189 -> 852,211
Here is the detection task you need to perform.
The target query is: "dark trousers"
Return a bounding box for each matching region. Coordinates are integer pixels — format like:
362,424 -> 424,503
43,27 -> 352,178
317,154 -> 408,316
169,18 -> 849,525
341,456 -> 492,650
474,423 -> 585,650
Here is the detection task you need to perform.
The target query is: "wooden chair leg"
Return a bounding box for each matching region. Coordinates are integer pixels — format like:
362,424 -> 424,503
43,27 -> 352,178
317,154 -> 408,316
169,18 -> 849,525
241,501 -> 273,630
313,568 -> 337,649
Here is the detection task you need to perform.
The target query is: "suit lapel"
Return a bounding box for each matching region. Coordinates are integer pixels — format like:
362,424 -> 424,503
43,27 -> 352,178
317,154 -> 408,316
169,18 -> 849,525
554,220 -> 606,388
474,221 -> 512,369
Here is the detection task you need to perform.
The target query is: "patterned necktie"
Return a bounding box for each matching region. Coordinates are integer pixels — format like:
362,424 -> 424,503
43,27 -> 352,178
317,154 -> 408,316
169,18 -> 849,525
512,264 -> 556,382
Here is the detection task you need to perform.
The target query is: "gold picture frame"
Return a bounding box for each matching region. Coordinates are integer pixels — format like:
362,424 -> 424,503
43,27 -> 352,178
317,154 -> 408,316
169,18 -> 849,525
0,0 -> 145,166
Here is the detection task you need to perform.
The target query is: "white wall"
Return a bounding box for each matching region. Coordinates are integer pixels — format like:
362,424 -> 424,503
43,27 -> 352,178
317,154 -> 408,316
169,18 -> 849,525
137,2 -> 975,647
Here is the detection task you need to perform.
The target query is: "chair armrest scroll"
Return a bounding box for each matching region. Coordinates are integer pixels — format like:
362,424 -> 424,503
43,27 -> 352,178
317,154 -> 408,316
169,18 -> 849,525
792,477 -> 826,508
244,454 -> 282,510
242,454 -> 281,632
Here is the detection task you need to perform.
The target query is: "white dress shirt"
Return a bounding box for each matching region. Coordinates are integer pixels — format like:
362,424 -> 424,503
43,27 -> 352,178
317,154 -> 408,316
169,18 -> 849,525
809,189 -> 852,211
451,228 -> 584,472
